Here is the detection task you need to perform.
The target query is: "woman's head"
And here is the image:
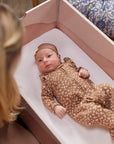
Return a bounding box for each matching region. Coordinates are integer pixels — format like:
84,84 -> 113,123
0,4 -> 23,127
35,43 -> 61,73
0,4 -> 23,68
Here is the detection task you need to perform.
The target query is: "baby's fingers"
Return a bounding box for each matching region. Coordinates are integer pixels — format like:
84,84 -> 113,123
79,70 -> 89,78
59,108 -> 66,118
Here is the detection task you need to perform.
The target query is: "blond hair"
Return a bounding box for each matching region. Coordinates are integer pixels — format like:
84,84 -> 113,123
0,4 -> 23,127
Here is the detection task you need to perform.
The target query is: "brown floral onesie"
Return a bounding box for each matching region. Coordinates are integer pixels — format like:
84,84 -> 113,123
40,57 -> 114,139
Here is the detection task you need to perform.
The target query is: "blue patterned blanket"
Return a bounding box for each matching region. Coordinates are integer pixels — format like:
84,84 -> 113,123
67,0 -> 114,39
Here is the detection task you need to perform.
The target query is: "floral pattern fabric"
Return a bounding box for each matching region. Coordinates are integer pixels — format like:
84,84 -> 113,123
67,0 -> 114,39
40,57 -> 114,140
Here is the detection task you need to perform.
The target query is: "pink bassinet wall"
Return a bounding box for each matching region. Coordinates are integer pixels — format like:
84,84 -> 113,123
22,0 -> 114,80
22,0 -> 57,44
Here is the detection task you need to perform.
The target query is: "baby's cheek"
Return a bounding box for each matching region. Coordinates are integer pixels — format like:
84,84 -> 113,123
37,63 -> 42,70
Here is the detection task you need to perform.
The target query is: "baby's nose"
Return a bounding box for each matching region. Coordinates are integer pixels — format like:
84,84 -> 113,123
43,57 -> 48,62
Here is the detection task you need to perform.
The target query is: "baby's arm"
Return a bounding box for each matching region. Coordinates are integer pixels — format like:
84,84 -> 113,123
54,105 -> 66,118
79,68 -> 90,78
41,81 -> 59,113
64,58 -> 90,79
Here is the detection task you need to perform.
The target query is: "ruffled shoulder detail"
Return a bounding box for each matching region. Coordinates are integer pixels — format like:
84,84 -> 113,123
64,57 -> 77,69
40,74 -> 48,82
64,57 -> 71,62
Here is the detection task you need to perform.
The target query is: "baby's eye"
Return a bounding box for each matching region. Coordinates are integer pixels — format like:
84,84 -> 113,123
47,55 -> 51,58
38,59 -> 42,62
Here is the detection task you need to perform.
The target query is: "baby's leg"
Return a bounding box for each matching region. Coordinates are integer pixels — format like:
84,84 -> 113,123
96,83 -> 114,111
88,83 -> 114,111
73,102 -> 114,140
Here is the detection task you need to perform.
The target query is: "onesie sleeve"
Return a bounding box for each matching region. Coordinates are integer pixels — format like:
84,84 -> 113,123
41,79 -> 59,113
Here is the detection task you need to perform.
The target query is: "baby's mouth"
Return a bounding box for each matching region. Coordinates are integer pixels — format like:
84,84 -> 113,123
45,64 -> 51,68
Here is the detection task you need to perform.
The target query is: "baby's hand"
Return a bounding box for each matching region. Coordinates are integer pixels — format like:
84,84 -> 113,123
79,68 -> 90,78
54,105 -> 66,118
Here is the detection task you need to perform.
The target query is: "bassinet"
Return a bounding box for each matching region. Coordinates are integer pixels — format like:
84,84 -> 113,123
14,0 -> 114,144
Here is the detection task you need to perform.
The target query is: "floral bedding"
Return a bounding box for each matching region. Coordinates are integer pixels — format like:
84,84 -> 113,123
67,0 -> 114,39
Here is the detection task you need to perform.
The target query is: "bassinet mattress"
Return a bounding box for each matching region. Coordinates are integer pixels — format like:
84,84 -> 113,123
14,28 -> 114,144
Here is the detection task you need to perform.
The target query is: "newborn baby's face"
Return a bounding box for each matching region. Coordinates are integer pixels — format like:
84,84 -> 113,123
35,48 -> 61,73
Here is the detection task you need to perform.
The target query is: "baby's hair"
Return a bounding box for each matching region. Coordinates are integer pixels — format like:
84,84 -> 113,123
34,43 -> 59,58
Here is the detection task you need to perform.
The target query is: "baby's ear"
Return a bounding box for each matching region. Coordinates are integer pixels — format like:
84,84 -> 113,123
58,54 -> 61,59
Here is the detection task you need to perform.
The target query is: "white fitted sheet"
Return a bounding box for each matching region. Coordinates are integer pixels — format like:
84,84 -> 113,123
14,28 -> 114,144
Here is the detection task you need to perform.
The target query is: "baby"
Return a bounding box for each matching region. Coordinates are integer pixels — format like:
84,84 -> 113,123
35,43 -> 114,141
